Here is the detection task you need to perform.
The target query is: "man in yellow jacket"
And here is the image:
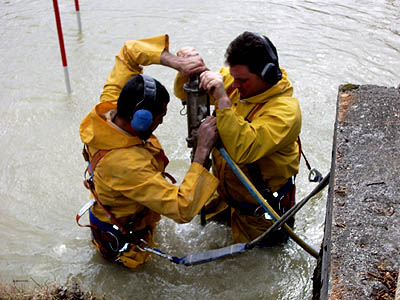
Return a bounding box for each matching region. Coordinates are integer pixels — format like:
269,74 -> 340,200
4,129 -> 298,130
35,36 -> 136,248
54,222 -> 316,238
79,35 -> 219,268
174,31 -> 302,246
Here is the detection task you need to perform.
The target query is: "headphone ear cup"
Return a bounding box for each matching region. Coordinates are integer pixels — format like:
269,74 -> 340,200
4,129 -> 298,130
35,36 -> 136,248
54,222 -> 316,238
275,67 -> 282,82
261,63 -> 275,81
261,62 -> 283,83
253,32 -> 282,84
131,109 -> 153,131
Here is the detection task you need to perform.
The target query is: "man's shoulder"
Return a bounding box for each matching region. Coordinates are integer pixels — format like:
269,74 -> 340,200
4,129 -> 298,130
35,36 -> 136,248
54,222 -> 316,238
98,146 -> 153,170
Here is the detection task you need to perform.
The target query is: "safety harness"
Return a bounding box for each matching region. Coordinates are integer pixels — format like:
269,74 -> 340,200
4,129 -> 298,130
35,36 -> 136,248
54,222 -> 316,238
132,153 -> 330,266
234,100 -> 322,216
77,145 -> 169,263
76,98 -> 326,266
77,146 -> 132,262
210,100 -> 322,245
223,102 -> 295,219
222,177 -> 294,217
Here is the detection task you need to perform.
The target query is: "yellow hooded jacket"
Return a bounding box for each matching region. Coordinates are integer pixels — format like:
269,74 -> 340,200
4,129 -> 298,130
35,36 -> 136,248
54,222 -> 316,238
174,66 -> 301,243
79,35 -> 219,268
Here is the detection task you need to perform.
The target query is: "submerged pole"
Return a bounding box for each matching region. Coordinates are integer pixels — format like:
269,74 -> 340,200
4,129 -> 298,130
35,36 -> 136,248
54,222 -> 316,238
74,0 -> 82,33
52,0 -> 72,94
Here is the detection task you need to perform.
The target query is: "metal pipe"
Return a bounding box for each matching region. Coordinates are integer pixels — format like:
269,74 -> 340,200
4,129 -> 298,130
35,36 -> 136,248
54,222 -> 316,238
183,76 -> 210,225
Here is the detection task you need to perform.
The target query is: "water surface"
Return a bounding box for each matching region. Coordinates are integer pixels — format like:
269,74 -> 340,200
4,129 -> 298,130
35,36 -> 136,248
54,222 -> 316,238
0,1 -> 399,299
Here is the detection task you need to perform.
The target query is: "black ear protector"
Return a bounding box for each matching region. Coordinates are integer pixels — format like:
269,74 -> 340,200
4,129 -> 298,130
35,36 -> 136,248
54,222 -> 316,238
252,32 -> 282,83
131,74 -> 157,131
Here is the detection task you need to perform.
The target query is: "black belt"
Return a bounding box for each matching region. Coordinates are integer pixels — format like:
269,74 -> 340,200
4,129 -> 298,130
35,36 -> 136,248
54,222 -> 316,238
89,209 -> 148,254
228,177 -> 294,216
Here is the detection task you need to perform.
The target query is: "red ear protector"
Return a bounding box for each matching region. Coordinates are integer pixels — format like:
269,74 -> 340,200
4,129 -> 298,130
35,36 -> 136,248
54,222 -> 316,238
252,32 -> 282,83
131,74 -> 157,131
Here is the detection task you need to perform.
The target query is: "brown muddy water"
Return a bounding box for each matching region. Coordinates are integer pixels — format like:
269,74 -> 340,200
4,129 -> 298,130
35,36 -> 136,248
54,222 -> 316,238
0,0 -> 399,299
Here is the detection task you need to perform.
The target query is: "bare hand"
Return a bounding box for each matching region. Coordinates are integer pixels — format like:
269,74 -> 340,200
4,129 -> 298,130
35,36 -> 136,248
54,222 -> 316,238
178,55 -> 208,77
193,116 -> 218,165
160,49 -> 207,77
176,47 -> 208,77
199,71 -> 230,108
177,47 -> 200,58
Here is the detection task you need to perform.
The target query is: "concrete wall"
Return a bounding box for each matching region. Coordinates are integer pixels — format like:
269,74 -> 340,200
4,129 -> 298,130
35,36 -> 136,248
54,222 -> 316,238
315,84 -> 400,299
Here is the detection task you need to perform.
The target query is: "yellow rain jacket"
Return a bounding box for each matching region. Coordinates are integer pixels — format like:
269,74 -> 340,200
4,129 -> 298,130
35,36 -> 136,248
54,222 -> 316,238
174,66 -> 301,243
79,35 -> 219,268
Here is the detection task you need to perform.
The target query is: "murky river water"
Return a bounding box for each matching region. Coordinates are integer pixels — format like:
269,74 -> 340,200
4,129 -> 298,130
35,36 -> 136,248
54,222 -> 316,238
1,0 -> 399,299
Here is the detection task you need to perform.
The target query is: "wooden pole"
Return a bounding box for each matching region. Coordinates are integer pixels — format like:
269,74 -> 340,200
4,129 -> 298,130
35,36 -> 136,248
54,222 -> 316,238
52,0 -> 72,94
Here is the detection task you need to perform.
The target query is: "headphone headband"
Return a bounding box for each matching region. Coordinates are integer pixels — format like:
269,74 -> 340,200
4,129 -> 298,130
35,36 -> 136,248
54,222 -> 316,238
252,32 -> 282,83
135,74 -> 156,108
131,74 -> 157,131
252,32 -> 278,64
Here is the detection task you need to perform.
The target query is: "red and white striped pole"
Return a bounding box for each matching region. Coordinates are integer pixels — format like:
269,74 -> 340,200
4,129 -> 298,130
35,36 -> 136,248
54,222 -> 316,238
52,0 -> 72,94
74,0 -> 82,33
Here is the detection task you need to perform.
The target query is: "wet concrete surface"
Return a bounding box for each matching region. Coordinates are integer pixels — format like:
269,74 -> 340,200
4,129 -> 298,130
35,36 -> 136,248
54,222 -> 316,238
316,84 -> 400,299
